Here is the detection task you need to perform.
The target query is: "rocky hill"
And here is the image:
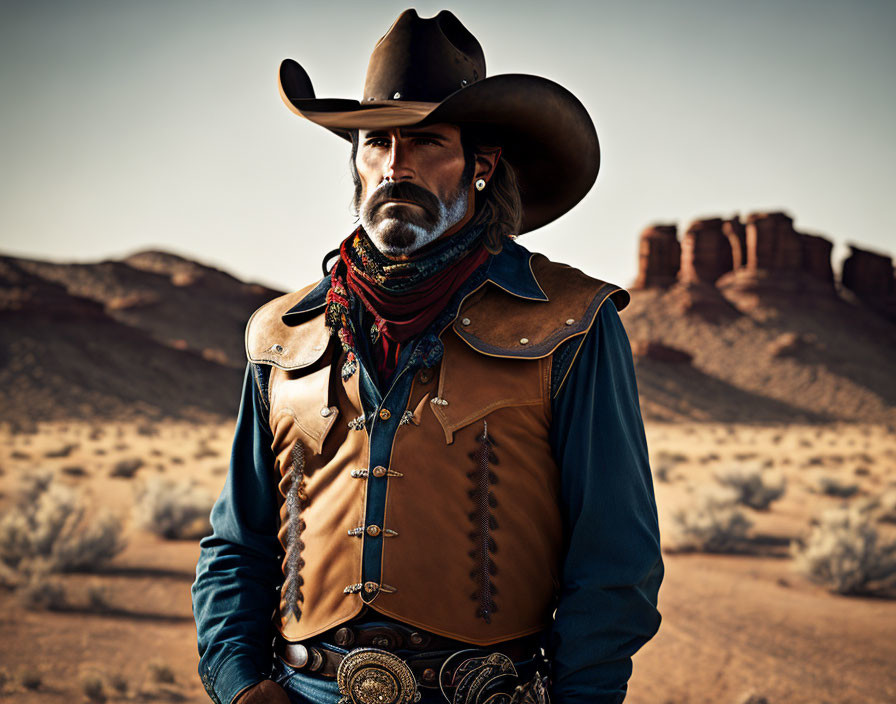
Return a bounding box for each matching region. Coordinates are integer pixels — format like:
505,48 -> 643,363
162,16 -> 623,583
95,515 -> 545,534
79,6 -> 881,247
1,216 -> 893,425
624,211 -> 896,423
0,252 -> 283,424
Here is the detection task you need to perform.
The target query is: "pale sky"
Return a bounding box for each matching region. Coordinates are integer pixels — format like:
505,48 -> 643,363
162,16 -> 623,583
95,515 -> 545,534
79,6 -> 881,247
2,0 -> 894,291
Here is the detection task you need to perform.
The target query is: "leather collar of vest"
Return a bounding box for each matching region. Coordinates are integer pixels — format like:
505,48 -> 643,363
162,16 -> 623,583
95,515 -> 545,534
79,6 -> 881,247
245,240 -> 629,371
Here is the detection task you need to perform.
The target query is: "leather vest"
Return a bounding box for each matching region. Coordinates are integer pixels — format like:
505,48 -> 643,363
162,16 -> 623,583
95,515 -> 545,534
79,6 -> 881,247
245,253 -> 628,646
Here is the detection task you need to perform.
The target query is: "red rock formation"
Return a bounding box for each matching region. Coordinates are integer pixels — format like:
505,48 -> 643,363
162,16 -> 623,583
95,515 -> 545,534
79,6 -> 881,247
633,224 -> 680,289
745,212 -> 802,271
723,217 -> 747,269
842,246 -> 895,299
679,217 -> 733,284
799,233 -> 834,285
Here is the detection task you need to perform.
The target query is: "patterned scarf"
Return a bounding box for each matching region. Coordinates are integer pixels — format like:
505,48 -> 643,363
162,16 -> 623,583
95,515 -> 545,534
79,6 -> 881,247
325,224 -> 488,382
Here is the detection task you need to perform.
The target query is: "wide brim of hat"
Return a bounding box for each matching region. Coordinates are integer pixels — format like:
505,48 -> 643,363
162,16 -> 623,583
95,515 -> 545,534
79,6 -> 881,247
279,61 -> 599,234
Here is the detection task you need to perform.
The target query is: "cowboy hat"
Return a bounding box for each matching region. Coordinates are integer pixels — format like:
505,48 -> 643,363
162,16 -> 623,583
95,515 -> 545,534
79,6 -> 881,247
279,9 -> 600,234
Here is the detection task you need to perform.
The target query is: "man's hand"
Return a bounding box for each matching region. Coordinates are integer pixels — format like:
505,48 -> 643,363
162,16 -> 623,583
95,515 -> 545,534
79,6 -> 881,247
235,679 -> 291,704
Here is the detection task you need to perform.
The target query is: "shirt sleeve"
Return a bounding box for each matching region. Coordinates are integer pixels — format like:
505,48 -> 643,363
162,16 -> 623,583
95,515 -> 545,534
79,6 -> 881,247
191,363 -> 282,704
547,299 -> 664,704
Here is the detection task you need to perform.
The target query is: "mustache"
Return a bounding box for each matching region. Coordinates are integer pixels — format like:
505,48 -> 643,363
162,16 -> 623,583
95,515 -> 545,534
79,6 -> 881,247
366,181 -> 441,216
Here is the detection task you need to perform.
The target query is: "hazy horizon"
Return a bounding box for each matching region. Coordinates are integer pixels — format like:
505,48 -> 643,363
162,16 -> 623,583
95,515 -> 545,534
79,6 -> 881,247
2,0 -> 895,292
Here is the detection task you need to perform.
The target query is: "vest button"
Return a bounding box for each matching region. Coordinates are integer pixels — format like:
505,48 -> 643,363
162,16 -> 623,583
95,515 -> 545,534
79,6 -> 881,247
320,406 -> 333,417
379,408 -> 392,420
422,668 -> 437,683
461,317 -> 471,326
366,525 -> 381,537
520,338 -> 529,345
363,581 -> 379,594
418,370 -> 432,384
566,318 -> 575,325
333,627 -> 355,647
372,466 -> 387,478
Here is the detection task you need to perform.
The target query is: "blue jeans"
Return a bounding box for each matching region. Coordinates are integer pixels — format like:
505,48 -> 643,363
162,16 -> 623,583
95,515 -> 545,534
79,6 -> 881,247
271,657 -> 341,704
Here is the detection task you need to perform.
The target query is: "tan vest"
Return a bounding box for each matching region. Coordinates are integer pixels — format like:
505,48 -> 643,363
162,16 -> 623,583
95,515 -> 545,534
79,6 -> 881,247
245,254 -> 627,646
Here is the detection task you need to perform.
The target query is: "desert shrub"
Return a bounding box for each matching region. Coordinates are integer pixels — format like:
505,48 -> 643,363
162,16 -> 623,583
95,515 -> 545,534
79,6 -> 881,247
16,573 -> 67,611
654,465 -> 672,483
44,443 -> 78,458
87,582 -> 110,611
147,660 -> 175,684
791,505 -> 896,595
21,667 -> 42,690
110,458 -> 143,478
672,488 -> 753,553
815,475 -> 859,498
856,489 -> 896,525
109,673 -> 129,696
134,477 -> 214,540
0,472 -> 126,577
194,443 -> 218,460
715,464 -> 786,510
80,671 -> 106,703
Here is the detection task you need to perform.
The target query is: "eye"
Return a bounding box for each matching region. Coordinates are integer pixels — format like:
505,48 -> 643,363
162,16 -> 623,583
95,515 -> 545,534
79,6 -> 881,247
364,137 -> 391,148
414,137 -> 442,146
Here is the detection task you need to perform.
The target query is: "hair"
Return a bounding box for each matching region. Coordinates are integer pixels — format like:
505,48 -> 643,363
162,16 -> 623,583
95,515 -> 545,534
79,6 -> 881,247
349,127 -> 522,253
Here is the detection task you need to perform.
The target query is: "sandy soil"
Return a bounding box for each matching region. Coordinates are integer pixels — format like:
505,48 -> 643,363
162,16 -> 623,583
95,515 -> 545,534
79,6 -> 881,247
0,420 -> 894,703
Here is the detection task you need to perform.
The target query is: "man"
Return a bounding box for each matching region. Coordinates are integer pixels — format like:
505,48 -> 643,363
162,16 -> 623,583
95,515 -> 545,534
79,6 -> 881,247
192,9 -> 663,704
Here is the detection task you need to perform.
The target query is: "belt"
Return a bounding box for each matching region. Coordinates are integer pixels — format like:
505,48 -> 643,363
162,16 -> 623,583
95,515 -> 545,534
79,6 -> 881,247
275,622 -> 546,699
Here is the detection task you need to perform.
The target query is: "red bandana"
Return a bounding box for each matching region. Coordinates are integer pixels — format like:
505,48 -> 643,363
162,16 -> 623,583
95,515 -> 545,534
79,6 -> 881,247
342,240 -> 489,383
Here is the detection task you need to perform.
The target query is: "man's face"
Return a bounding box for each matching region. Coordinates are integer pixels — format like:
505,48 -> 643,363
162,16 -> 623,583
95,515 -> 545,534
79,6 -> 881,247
354,123 -> 472,259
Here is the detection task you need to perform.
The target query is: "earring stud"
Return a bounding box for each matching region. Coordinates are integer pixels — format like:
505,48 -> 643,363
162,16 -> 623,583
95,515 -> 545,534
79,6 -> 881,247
475,178 -> 486,191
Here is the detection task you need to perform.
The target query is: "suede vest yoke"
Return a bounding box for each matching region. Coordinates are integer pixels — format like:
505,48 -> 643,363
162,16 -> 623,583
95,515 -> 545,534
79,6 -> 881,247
245,254 -> 628,645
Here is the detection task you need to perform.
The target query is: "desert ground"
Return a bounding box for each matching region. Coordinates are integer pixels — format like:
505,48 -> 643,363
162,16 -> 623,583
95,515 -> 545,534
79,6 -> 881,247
0,420 -> 894,704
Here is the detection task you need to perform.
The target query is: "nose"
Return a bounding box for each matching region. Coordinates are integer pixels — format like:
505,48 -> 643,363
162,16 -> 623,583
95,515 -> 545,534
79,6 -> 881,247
383,134 -> 413,183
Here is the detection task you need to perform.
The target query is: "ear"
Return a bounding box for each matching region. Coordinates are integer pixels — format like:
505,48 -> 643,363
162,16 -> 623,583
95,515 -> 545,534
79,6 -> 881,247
473,146 -> 502,184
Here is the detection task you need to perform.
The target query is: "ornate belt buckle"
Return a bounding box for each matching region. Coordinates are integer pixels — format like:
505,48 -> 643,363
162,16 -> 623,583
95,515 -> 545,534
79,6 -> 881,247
337,647 -> 420,704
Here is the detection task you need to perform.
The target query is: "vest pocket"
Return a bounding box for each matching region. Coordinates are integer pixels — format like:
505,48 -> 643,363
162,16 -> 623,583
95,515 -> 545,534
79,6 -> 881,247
428,335 -> 547,443
269,364 -> 339,455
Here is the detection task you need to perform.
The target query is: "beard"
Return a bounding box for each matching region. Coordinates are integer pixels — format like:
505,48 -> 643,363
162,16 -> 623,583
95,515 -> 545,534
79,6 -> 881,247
357,178 -> 469,258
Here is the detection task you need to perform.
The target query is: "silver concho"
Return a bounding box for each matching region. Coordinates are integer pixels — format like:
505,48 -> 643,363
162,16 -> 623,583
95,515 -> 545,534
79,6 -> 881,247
337,647 -> 419,704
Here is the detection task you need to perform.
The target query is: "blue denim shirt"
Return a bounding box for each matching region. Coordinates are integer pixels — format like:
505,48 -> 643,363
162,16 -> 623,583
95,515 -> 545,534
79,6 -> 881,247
192,240 -> 663,704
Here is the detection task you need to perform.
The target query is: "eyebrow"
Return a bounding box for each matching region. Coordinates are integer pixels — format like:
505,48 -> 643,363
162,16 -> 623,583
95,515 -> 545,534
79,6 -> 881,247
362,129 -> 449,141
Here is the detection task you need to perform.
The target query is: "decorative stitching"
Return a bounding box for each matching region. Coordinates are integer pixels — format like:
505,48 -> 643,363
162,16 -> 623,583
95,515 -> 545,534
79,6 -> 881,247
468,420 -> 499,623
399,410 -> 414,425
283,442 -> 307,621
348,414 -> 366,431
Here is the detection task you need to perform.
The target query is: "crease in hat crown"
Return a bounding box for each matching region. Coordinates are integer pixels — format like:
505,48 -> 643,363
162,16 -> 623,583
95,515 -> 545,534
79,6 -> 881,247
362,9 -> 486,104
